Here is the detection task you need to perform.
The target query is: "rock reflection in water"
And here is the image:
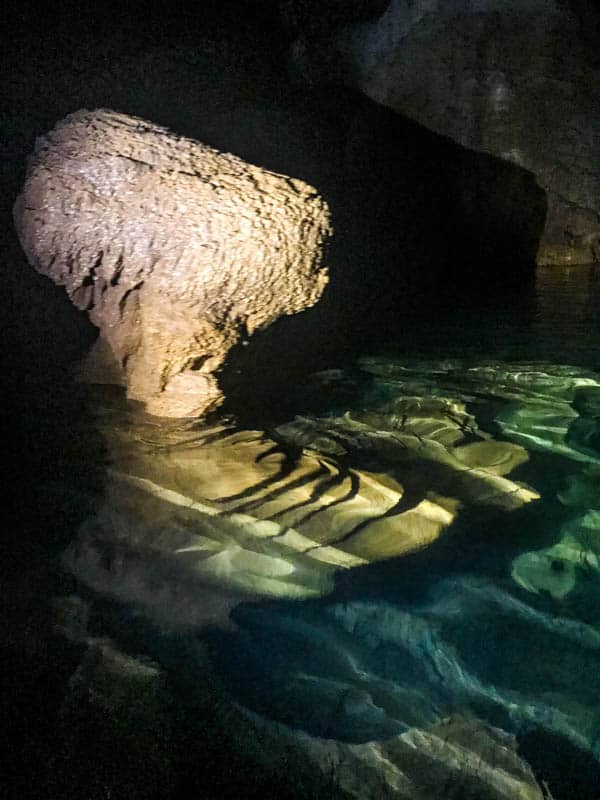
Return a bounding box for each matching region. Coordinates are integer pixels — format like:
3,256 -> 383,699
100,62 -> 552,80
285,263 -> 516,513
66,382 -> 538,629
61,359 -> 600,798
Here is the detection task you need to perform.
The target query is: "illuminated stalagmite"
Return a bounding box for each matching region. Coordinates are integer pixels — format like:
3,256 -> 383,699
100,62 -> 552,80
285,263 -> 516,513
14,109 -> 331,416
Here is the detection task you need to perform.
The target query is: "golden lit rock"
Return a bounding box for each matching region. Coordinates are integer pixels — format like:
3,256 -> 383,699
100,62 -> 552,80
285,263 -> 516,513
14,109 -> 331,417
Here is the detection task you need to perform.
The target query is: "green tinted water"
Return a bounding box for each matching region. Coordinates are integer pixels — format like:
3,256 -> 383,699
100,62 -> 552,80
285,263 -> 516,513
74,265 -> 600,797
204,266 -> 600,788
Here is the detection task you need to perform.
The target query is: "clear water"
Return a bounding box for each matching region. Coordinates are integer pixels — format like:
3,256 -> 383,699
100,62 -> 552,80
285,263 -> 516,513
205,358 -> 600,741
78,265 -> 600,795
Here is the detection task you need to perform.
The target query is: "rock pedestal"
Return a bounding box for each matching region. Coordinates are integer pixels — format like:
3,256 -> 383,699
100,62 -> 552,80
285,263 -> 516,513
14,110 -> 331,417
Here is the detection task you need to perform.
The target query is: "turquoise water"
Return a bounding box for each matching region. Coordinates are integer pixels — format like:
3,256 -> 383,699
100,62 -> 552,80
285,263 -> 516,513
75,265 -> 600,797
199,266 -> 600,791
207,359 -> 600,747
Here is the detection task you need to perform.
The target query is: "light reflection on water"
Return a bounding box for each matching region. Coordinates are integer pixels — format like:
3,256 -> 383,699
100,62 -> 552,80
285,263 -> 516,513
72,265 -> 600,796
204,358 -> 600,756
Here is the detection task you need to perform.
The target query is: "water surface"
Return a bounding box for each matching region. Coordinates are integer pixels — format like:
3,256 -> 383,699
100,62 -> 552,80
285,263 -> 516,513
73,265 -> 600,797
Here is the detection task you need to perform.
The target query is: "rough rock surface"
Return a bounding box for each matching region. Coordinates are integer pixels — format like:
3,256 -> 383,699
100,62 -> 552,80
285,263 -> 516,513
261,714 -> 545,800
286,0 -> 600,265
14,109 -> 331,417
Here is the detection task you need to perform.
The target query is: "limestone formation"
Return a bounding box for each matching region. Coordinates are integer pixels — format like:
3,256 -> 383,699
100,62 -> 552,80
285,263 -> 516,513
285,0 -> 600,265
14,110 -> 331,417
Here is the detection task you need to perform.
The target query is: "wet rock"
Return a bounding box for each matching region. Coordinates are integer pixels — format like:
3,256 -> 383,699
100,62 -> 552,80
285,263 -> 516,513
14,109 -> 331,417
285,0 -> 600,265
216,575 -> 600,761
257,713 -> 546,800
512,510 -> 600,600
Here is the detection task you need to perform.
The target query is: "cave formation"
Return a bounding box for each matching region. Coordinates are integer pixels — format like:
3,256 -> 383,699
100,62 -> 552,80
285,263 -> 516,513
4,3 -> 600,800
14,109 -> 331,418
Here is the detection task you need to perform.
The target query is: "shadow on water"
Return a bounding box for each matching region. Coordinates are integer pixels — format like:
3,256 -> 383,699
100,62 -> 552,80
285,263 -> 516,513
1,231 -> 109,797
519,729 -> 600,800
218,87 -> 546,426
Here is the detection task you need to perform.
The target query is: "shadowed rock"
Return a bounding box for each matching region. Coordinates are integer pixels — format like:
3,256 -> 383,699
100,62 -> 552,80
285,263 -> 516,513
285,0 -> 600,266
255,713 -> 545,800
13,109 -> 331,417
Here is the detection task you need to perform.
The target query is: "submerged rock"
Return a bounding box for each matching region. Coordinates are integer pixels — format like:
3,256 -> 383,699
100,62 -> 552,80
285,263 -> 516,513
360,358 -> 600,463
55,359 -> 600,796
512,510 -> 600,601
559,467 -> 600,510
273,408 -> 537,517
252,712 -> 545,800
13,109 -> 331,417
211,574 -> 600,765
495,379 -> 600,464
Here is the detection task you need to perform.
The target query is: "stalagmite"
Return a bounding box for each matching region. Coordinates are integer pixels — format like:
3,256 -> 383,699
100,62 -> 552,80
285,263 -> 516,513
14,109 -> 331,417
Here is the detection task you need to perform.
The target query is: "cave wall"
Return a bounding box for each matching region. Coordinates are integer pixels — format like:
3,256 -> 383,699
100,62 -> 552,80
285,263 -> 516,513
285,0 -> 600,265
